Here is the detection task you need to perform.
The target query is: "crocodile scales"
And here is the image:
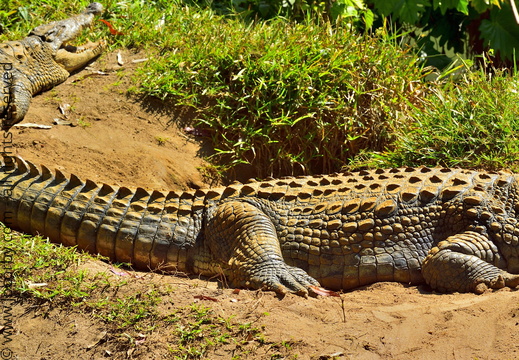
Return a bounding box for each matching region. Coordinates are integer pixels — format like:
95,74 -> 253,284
0,3 -> 105,127
2,155 -> 519,295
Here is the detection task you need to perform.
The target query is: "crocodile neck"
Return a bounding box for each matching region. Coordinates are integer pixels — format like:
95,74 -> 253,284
0,155 -> 205,273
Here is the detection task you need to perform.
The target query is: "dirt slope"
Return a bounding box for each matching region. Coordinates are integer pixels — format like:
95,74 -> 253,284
8,49 -> 208,192
6,50 -> 519,360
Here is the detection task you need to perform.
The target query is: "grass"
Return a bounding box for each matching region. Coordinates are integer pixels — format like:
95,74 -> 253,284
2,230 -> 94,302
132,8 -> 429,178
169,304 -> 270,360
104,1 -> 519,178
352,62 -> 519,171
76,117 -> 91,128
155,135 -> 170,145
0,225 -> 285,358
2,1 -> 518,177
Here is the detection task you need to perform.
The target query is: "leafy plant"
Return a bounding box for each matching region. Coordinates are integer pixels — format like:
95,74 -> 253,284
368,0 -> 518,65
479,2 -> 519,62
192,0 -> 518,67
227,0 -> 373,26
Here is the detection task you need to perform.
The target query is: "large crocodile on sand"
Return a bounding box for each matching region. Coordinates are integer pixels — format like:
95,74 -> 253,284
0,3 -> 105,128
2,155 -> 519,296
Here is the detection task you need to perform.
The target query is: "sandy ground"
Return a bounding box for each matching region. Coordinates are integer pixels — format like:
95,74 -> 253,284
4,50 -> 519,359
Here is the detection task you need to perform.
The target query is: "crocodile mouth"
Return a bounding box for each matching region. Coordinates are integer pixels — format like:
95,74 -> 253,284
59,39 -> 105,55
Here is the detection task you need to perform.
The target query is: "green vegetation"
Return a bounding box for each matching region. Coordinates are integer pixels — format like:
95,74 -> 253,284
4,231 -> 97,303
155,135 -> 170,146
1,0 -> 518,177
0,225 -> 282,358
136,12 -> 428,177
360,66 -> 519,171
201,0 -> 519,65
76,117 -> 92,128
126,1 -> 518,177
169,304 -> 268,359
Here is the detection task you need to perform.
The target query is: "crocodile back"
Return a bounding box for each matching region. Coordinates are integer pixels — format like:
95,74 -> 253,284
2,156 -> 518,290
212,166 -> 518,289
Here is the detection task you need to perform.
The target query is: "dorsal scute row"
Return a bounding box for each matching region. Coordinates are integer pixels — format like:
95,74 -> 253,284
2,157 -> 516,215
210,166 -> 512,206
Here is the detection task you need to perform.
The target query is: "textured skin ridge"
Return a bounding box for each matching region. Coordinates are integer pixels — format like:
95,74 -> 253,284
0,3 -> 105,127
3,155 -> 519,295
0,156 -> 206,274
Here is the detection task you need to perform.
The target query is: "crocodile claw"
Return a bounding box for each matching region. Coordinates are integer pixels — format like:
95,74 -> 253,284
308,285 -> 341,297
241,262 -> 322,297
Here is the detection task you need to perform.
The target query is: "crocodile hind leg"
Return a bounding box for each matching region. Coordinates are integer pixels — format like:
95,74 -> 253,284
205,201 -> 321,296
55,39 -> 106,72
422,231 -> 519,293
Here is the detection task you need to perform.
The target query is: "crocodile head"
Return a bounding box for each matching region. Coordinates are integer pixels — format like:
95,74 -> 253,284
0,3 -> 105,129
30,2 -> 104,52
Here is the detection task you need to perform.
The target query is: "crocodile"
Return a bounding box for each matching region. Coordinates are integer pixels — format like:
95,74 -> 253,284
2,155 -> 519,296
0,3 -> 105,128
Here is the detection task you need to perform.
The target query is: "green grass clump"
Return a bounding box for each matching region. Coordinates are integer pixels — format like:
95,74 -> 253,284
355,66 -> 519,170
133,6 -> 428,177
169,304 -> 268,360
0,227 -> 95,302
0,225 -> 283,358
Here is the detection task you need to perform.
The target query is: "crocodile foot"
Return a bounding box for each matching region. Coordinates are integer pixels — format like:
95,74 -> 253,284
423,231 -> 519,293
236,261 -> 321,297
206,200 -> 322,297
473,273 -> 519,294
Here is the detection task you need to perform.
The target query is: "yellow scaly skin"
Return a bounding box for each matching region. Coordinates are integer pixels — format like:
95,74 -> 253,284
2,155 -> 519,296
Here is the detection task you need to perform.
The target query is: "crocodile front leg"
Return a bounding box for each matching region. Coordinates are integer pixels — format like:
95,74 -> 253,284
422,231 -> 519,293
4,84 -> 32,126
205,201 -> 321,296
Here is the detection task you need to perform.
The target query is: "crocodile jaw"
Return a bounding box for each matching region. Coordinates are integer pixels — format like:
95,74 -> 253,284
30,2 -> 104,53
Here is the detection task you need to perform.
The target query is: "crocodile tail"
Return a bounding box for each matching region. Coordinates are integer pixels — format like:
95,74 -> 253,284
0,155 -> 201,272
